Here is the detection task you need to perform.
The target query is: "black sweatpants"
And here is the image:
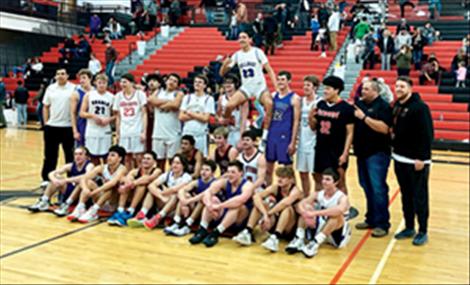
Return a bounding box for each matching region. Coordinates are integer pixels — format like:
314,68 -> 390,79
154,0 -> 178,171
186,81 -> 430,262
394,161 -> 430,233
41,126 -> 74,181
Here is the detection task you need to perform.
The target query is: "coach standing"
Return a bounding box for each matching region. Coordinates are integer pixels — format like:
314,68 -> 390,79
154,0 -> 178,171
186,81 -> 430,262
40,68 -> 76,186
392,76 -> 434,246
353,80 -> 392,238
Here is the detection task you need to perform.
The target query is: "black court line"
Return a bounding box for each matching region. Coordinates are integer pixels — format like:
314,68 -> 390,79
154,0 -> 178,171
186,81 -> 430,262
0,220 -> 104,260
432,159 -> 470,166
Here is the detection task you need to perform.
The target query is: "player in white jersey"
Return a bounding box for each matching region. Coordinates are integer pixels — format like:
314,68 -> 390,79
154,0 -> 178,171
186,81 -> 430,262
237,130 -> 267,193
285,168 -> 351,258
179,74 -> 215,157
113,73 -> 148,170
297,75 -> 321,195
148,73 -> 184,171
216,75 -> 248,149
219,31 -> 277,151
80,73 -> 115,165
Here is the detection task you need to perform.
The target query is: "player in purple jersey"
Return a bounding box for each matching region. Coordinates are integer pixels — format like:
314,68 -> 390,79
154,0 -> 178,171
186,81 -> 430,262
70,69 -> 93,147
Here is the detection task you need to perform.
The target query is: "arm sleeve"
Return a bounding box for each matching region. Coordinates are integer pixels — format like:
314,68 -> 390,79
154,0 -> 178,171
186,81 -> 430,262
42,87 -> 52,105
180,95 -> 189,111
206,96 -> 216,115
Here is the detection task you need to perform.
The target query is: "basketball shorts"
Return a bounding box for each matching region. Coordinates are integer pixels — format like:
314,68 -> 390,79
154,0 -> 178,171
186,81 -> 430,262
152,137 -> 180,159
85,136 -> 112,156
266,133 -> 292,164
307,216 -> 352,248
119,136 -> 145,154
314,148 -> 349,173
239,81 -> 268,101
296,151 -> 315,173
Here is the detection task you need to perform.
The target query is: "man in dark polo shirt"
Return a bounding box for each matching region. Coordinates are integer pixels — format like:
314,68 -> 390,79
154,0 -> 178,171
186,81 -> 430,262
392,76 -> 434,246
353,80 -> 393,238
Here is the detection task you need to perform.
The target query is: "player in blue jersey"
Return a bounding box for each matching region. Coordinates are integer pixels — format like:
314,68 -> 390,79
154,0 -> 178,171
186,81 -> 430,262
70,69 -> 94,147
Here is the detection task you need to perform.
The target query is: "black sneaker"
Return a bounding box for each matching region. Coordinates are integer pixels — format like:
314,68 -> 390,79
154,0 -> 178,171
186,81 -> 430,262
394,228 -> 416,240
189,228 -> 208,245
348,206 -> 360,220
412,232 -> 428,246
202,231 -> 220,247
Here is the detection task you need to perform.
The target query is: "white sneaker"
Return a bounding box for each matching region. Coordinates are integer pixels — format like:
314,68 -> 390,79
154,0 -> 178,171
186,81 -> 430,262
77,209 -> 99,223
320,52 -> 327,58
261,234 -> 279,252
173,225 -> 191,237
67,206 -> 86,222
164,223 -> 180,235
40,181 -> 49,188
28,199 -> 49,212
53,203 -> 69,217
301,241 -> 319,258
285,237 -> 305,254
232,229 -> 252,246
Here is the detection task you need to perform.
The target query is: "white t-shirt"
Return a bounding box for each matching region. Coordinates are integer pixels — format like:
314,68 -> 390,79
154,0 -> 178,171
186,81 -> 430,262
231,47 -> 268,86
298,96 -> 319,153
85,90 -> 114,137
113,90 -> 147,137
88,59 -> 102,75
180,93 -> 215,136
220,93 -> 241,132
42,82 -> 76,127
152,89 -> 181,139
156,171 -> 192,188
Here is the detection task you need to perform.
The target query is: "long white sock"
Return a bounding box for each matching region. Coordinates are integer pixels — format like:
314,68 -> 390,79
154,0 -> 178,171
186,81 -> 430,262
127,207 -> 135,215
186,217 -> 194,226
159,210 -> 167,218
76,202 -> 86,210
41,195 -> 49,202
117,207 -> 124,213
216,224 -> 226,233
200,221 -> 208,229
315,232 -> 326,245
65,198 -> 73,205
296,227 -> 305,239
141,208 -> 148,215
174,215 -> 181,224
90,204 -> 100,214
261,129 -> 269,141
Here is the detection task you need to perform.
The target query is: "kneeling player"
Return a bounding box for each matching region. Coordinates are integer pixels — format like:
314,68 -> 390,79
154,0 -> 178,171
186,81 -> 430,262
232,166 -> 303,252
164,159 -> 217,236
286,168 -> 351,258
28,146 -> 94,215
66,145 -> 128,223
189,160 -> 254,247
107,151 -> 161,226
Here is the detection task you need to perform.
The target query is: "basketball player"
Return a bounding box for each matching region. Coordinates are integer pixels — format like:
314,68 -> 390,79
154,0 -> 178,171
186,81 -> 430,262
219,31 -> 277,151
215,74 -> 249,149
297,75 -> 321,195
265,71 -> 300,186
232,166 -> 303,252
28,146 -> 94,215
309,75 -> 357,218
163,159 -> 217,236
66,145 -> 127,223
210,127 -> 238,175
179,135 -> 203,179
179,74 -> 215,157
70,69 -> 93,147
238,130 -> 267,193
107,151 -> 161,226
147,73 -> 184,171
189,160 -> 254,247
113,73 -> 148,169
285,168 -> 351,258
144,74 -> 163,151
127,154 -> 192,229
80,73 -> 115,165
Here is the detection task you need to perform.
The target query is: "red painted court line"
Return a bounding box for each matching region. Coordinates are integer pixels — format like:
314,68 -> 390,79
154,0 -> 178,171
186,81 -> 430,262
329,188 -> 401,285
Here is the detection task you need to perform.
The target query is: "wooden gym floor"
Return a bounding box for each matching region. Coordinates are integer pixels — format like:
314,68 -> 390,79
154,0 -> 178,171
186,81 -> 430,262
0,127 -> 469,284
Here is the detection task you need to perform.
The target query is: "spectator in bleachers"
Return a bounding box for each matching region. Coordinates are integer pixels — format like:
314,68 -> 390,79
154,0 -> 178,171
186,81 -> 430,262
422,22 -> 438,45
200,0 -> 217,24
419,59 -> 440,85
353,17 -> 371,41
228,10 -> 238,40
252,12 -> 264,48
76,34 -> 91,59
29,57 -> 44,78
236,2 -> 249,33
169,0 -> 182,26
395,18 -> 411,35
88,53 -> 102,77
263,11 -> 278,55
104,17 -> 123,39
13,58 -> 32,78
395,44 -> 412,76
310,14 -> 320,51
451,48 -> 468,72
362,32 -> 376,70
463,34 -> 470,54
412,28 -> 425,70
295,0 -> 311,30
0,77 -> 6,128
105,40 -> 118,85
317,3 -> 329,28
89,14 -> 102,42
142,0 -> 158,30
275,3 -> 289,47
395,29 -> 412,51
13,80 -> 29,127
327,6 -> 341,51
60,36 -> 77,64
33,82 -> 47,128
378,29 -> 395,70
398,0 -> 415,18
428,0 -> 441,20
455,61 -> 467,88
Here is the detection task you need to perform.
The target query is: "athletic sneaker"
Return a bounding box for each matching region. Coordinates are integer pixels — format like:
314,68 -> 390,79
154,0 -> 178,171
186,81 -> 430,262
164,223 -> 180,235
53,203 -> 70,217
412,232 -> 428,246
28,199 -> 49,212
77,209 -> 99,223
348,207 -> 360,220
67,206 -> 86,222
202,231 -> 220,247
40,181 -> 49,188
189,228 -> 208,245
394,228 -> 416,240
107,211 -> 122,226
261,234 -> 279,252
285,237 -> 305,254
301,241 -> 319,258
173,225 -> 191,237
143,214 -> 161,230
127,211 -> 146,228
232,229 -> 253,246
116,211 -> 133,227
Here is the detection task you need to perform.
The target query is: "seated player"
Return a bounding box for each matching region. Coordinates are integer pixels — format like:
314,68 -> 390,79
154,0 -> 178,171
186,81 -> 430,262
127,154 -> 192,228
179,135 -> 203,178
189,160 -> 254,248
163,159 -> 218,236
238,130 -> 267,193
28,146 -> 94,215
66,145 -> 128,223
232,166 -> 303,252
285,168 -> 351,258
107,151 -> 161,226
210,127 -> 238,175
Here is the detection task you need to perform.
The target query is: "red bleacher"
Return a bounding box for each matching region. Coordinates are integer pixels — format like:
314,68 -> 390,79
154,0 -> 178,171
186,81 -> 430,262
387,0 -> 464,21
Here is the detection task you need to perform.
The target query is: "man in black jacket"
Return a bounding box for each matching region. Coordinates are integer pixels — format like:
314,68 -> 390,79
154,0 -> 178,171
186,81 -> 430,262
391,76 -> 434,246
378,29 -> 395,70
14,80 -> 29,127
